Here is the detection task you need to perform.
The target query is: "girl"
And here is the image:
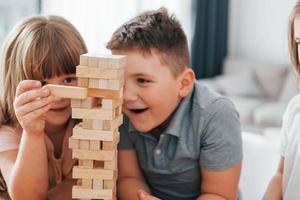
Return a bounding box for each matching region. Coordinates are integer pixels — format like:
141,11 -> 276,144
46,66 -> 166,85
264,1 -> 300,199
0,15 -> 87,199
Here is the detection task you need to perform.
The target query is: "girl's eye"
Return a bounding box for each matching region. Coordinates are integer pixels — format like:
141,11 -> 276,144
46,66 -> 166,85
64,77 -> 77,84
41,81 -> 47,86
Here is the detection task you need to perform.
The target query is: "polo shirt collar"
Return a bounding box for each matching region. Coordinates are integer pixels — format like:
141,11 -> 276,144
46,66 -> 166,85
164,87 -> 193,137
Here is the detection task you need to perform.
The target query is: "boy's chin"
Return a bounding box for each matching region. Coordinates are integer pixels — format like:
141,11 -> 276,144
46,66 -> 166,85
131,123 -> 153,133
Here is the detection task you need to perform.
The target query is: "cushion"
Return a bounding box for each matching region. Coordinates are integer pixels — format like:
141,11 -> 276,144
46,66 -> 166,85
254,64 -> 288,100
253,102 -> 288,126
279,69 -> 299,101
215,69 -> 264,97
240,132 -> 280,200
223,57 -> 255,74
227,96 -> 264,124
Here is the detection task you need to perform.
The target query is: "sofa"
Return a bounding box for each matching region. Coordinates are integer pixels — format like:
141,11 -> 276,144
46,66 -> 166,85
240,131 -> 280,200
199,56 -> 299,134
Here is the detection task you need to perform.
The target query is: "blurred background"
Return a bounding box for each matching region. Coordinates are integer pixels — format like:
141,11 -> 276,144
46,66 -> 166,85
0,0 -> 299,199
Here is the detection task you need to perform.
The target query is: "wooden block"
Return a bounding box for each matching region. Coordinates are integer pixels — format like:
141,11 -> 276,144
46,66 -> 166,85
88,88 -> 122,99
88,56 -> 99,67
82,119 -> 103,130
81,97 -> 100,109
77,77 -> 89,87
89,79 -> 108,89
116,106 -> 122,116
72,186 -> 113,199
93,179 -> 103,189
108,77 -> 124,90
72,107 -> 115,120
73,124 -> 116,141
80,54 -> 89,66
71,99 -> 81,108
103,180 -> 116,189
81,114 -> 122,132
69,137 -> 79,149
79,160 -> 94,168
44,84 -> 87,99
76,65 -> 123,79
104,153 -> 117,170
104,161 -> 116,170
82,119 -> 93,129
102,115 -> 123,131
88,79 -> 99,88
79,140 -> 90,150
89,140 -> 101,150
73,166 -> 116,180
101,99 -> 123,110
72,149 -> 116,161
102,133 -> 119,150
97,55 -> 126,69
102,141 -> 115,151
81,179 -> 93,189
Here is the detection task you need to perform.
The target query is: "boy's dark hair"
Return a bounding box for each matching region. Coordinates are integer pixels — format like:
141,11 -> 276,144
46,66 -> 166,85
106,7 -> 190,77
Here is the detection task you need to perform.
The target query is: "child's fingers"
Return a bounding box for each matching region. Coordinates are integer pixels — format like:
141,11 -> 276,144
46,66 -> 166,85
137,190 -> 161,200
20,104 -> 52,124
16,95 -> 54,117
14,88 -> 50,108
137,190 -> 148,200
15,80 -> 41,97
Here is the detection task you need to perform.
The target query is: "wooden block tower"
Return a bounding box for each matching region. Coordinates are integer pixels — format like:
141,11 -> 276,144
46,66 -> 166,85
67,53 -> 125,200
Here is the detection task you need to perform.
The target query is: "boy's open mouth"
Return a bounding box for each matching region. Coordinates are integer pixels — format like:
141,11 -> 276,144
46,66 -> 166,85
129,108 -> 149,114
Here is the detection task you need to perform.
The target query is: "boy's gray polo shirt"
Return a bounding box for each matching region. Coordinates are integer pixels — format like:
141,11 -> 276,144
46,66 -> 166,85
118,81 -> 243,200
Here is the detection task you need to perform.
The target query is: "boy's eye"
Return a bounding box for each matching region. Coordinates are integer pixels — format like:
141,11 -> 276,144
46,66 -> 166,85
64,77 -> 77,84
137,78 -> 150,84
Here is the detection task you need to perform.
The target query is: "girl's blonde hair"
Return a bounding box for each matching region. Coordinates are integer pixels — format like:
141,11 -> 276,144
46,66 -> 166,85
289,1 -> 300,76
0,15 -> 87,127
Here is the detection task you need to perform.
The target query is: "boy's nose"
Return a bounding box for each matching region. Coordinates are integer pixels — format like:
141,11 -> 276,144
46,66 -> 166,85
123,84 -> 138,102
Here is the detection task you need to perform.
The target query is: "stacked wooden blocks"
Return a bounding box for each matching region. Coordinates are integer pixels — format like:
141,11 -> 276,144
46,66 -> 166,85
69,53 -> 125,200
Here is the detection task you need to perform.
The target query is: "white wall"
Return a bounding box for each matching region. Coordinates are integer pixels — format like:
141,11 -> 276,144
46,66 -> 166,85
0,0 -> 38,48
228,0 -> 298,65
42,0 -> 192,54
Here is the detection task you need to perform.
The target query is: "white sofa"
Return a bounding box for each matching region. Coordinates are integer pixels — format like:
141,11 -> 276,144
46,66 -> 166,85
199,57 -> 299,133
240,132 -> 280,200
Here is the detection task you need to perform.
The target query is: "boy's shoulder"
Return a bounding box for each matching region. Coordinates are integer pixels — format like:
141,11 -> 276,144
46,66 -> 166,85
192,81 -> 235,114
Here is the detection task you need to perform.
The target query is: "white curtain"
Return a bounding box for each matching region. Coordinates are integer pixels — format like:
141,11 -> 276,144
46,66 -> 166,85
42,0 -> 192,54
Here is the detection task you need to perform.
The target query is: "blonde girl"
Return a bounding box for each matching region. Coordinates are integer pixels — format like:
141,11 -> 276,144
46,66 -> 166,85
0,15 -> 87,199
264,1 -> 300,199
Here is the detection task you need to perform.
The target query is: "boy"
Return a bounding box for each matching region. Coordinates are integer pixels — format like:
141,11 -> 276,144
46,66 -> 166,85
107,7 -> 243,200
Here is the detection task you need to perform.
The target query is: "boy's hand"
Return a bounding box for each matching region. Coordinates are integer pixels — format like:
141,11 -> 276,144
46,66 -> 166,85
137,189 -> 161,200
14,80 -> 54,136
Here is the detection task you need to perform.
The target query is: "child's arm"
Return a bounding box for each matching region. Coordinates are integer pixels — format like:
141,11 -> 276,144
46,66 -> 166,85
118,149 -> 151,200
263,157 -> 284,200
0,80 -> 53,199
197,162 -> 242,200
47,178 -> 76,199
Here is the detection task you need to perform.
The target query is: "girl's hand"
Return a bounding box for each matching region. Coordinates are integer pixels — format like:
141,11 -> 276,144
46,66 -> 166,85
14,80 -> 54,136
137,189 -> 161,200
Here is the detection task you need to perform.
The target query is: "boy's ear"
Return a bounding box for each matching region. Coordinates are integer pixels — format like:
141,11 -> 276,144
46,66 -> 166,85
178,67 -> 195,97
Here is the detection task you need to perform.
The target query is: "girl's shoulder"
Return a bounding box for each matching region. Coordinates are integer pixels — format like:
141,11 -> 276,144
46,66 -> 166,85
0,125 -> 20,152
285,94 -> 300,117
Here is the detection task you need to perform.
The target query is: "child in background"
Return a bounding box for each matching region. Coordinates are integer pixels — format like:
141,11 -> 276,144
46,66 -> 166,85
107,7 -> 243,200
264,1 -> 300,199
0,16 -> 87,199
